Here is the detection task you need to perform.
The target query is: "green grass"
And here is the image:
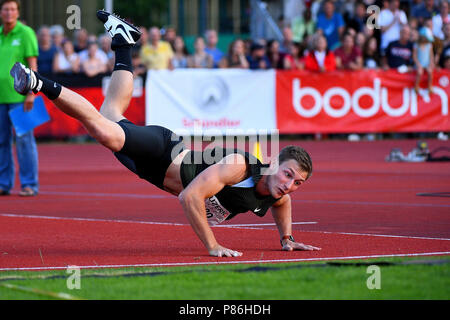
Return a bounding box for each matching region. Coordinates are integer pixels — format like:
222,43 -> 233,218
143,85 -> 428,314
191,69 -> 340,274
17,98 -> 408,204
1,257 -> 449,300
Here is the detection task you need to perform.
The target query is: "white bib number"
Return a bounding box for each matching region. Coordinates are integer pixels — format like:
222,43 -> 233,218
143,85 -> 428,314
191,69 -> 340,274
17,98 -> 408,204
205,196 -> 231,226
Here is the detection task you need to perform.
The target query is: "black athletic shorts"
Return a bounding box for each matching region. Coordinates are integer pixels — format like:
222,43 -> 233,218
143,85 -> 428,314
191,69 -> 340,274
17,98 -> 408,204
114,119 -> 184,190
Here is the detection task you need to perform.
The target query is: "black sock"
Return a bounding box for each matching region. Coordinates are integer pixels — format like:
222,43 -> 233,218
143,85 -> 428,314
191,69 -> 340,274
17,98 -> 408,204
113,46 -> 133,73
32,73 -> 62,100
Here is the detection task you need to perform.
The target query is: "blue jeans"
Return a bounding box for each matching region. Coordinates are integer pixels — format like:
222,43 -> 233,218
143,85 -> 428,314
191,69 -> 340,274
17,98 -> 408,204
0,103 -> 39,193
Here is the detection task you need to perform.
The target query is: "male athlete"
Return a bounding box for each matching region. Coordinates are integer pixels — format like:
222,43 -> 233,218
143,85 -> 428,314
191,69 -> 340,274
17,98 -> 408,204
10,11 -> 320,257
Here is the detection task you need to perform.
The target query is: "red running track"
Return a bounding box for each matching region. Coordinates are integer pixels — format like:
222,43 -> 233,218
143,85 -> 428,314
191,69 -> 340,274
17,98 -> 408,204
0,139 -> 449,270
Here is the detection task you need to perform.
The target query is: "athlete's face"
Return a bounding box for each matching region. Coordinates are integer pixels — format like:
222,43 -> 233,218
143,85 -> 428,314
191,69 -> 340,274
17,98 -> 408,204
267,159 -> 308,198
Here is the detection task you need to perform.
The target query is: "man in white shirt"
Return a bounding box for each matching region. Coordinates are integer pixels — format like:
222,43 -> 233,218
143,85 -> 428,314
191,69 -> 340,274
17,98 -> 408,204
432,0 -> 450,40
379,0 -> 408,53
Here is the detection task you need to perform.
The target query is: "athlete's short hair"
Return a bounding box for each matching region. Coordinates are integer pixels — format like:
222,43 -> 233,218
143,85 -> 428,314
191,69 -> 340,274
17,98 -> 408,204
0,0 -> 20,11
278,145 -> 313,180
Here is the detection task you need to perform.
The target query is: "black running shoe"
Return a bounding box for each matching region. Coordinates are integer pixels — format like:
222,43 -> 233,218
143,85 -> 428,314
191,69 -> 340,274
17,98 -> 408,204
96,10 -> 141,49
10,62 -> 36,95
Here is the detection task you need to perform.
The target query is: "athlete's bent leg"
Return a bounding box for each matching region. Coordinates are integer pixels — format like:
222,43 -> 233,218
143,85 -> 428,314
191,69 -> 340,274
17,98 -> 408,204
10,62 -> 125,152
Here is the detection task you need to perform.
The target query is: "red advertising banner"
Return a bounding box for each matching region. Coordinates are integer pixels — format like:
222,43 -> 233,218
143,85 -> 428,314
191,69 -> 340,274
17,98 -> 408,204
276,69 -> 450,133
35,87 -> 145,138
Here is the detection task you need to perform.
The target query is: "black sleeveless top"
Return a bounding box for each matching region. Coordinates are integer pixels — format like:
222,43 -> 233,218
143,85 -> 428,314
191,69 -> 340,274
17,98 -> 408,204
180,147 -> 280,225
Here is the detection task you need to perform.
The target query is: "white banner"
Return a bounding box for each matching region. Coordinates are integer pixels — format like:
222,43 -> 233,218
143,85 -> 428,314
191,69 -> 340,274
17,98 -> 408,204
145,69 -> 276,135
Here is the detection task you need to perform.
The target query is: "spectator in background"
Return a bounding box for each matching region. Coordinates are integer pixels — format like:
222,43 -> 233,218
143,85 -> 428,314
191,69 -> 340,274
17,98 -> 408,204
78,37 -> 108,68
73,28 -> 89,53
346,1 -> 368,33
204,29 -> 223,68
354,32 -> 366,49
163,26 -> 177,48
438,22 -> 450,67
291,7 -> 315,43
99,34 -> 114,72
413,26 -> 435,93
37,25 -> 57,74
362,36 -> 381,68
52,39 -> 80,73
382,25 -> 414,69
0,0 -> 39,197
432,0 -> 450,40
49,24 -> 64,52
280,26 -> 294,54
132,50 -> 147,78
81,41 -> 107,77
283,42 -> 305,70
219,39 -> 249,68
140,26 -> 174,70
304,34 -> 337,71
267,39 -> 285,69
134,26 -> 149,53
379,0 -> 408,54
247,42 -> 271,69
334,32 -> 363,70
411,0 -> 438,27
171,36 -> 189,68
316,0 -> 345,50
188,37 -> 213,68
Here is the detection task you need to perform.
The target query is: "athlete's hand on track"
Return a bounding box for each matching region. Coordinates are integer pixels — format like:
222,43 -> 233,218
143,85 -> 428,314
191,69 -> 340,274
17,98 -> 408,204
209,244 -> 243,257
282,239 -> 321,251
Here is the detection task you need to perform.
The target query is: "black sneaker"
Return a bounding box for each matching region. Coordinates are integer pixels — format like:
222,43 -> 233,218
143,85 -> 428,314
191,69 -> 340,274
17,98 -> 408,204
96,10 -> 141,49
10,62 -> 37,95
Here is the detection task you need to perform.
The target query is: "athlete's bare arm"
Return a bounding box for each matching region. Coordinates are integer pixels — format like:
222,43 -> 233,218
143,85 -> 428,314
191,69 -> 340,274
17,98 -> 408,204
271,195 -> 321,251
178,154 -> 248,257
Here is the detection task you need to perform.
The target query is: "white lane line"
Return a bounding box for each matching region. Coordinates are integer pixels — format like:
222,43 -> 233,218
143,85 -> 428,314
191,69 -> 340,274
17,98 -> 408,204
1,252 -> 449,271
0,213 -> 185,226
1,213 -> 449,241
217,222 -> 317,227
311,230 -> 450,242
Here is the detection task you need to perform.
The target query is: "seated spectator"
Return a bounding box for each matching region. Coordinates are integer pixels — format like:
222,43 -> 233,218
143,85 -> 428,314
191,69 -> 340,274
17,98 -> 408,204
413,26 -> 435,94
37,26 -> 58,74
134,26 -> 149,53
346,2 -> 367,33
334,32 -> 363,70
362,36 -> 381,69
316,0 -> 345,50
280,26 -> 294,54
432,0 -> 450,40
78,38 -> 109,67
382,25 -> 414,70
442,55 -> 450,69
411,0 -> 438,27
247,42 -> 271,70
140,26 -> 174,70
304,34 -> 337,72
219,39 -> 249,69
53,39 -> 80,73
267,39 -> 285,69
283,42 -> 305,70
379,0 -> 408,54
49,24 -> 65,52
163,26 -> 177,49
188,37 -> 213,68
171,36 -> 189,68
204,29 -> 224,68
81,41 -> 107,77
439,23 -> 450,68
99,34 -> 114,72
132,50 -> 147,78
355,32 -> 366,49
73,28 -> 89,53
292,7 -> 316,43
